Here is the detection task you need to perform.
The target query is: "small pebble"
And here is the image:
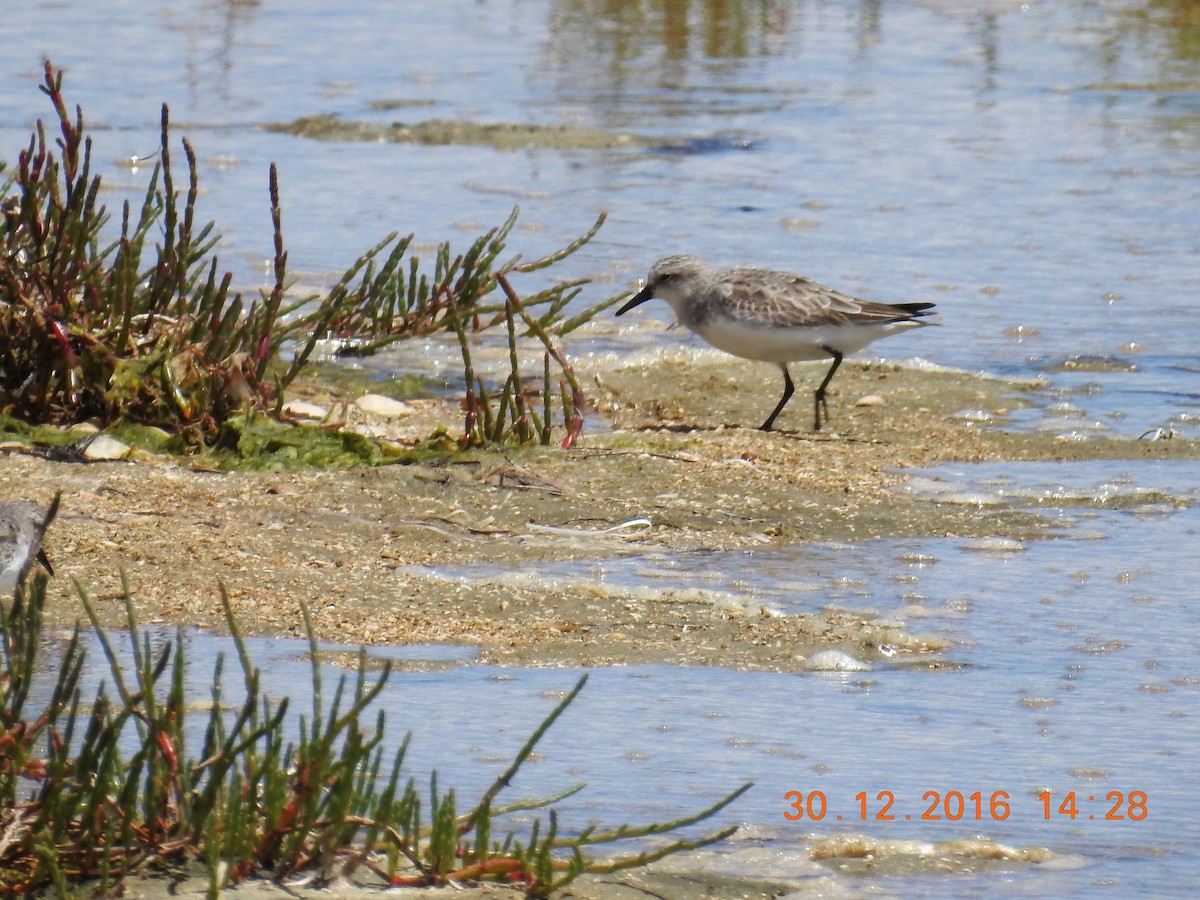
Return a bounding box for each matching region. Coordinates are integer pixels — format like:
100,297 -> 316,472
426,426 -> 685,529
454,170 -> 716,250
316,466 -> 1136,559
806,650 -> 871,672
964,537 -> 1025,553
83,434 -> 131,461
281,400 -> 328,420
355,394 -> 413,418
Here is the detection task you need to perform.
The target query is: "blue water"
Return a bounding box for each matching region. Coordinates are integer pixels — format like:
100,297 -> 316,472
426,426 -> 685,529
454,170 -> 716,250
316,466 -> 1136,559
4,0 -> 1199,435
43,460 -> 1200,896
6,2 -> 1200,894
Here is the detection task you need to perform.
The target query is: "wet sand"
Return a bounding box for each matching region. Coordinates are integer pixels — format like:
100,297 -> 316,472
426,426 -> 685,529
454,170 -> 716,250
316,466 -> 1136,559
10,351 -> 1184,897
4,352 -> 1195,672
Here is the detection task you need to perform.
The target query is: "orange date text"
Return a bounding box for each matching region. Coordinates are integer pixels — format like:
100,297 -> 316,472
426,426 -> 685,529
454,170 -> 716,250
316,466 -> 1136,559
783,789 -> 1148,823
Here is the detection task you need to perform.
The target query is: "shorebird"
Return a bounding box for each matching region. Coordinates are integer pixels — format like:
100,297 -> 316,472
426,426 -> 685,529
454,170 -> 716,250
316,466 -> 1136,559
616,255 -> 937,431
0,491 -> 61,594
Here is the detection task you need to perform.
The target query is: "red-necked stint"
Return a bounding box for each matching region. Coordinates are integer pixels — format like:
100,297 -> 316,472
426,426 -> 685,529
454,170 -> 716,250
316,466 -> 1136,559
0,492 -> 61,594
617,255 -> 938,431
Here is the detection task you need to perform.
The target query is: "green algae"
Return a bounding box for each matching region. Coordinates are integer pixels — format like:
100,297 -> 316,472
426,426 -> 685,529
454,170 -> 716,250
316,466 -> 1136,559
265,114 -> 655,150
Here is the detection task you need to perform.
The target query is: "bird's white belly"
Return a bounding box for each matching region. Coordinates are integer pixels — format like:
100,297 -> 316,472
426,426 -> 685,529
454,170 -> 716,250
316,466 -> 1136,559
0,557 -> 23,594
690,317 -> 915,364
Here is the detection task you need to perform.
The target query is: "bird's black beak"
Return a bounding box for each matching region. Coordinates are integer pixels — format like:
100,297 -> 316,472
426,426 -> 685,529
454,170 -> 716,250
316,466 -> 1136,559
615,283 -> 654,316
37,548 -> 54,576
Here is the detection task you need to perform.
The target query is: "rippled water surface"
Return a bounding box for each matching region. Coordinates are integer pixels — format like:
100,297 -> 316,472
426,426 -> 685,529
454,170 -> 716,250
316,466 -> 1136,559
5,0 -> 1200,434
7,2 -> 1200,894
44,460 -> 1200,896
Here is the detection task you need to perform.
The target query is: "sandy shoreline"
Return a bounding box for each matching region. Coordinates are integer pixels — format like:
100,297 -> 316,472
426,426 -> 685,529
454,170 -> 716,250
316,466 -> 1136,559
7,351 -> 1192,897
5,352 -> 1196,671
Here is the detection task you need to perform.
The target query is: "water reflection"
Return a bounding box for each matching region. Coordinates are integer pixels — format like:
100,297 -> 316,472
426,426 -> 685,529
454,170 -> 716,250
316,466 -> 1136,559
539,0 -> 1200,96
547,0 -> 792,64
170,0 -> 263,110
1123,0 -> 1200,67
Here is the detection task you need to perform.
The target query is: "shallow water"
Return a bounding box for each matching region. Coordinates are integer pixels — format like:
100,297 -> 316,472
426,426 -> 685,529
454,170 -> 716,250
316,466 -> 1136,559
40,460 -> 1200,895
4,0 -> 1200,436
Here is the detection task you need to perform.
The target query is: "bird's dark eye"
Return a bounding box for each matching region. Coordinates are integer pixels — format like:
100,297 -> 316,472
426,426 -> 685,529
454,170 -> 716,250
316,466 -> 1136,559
659,273 -> 674,282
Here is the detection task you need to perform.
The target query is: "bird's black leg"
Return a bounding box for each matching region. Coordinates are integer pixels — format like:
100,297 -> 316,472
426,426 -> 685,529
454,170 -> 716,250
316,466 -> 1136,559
814,347 -> 844,431
760,365 -> 794,432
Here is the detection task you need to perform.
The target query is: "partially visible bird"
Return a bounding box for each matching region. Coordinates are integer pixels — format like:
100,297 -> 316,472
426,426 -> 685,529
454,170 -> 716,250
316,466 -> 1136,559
0,491 -> 61,594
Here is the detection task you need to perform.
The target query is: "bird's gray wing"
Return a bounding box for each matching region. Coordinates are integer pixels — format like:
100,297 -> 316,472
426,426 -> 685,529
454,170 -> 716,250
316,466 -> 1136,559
720,270 -> 913,328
